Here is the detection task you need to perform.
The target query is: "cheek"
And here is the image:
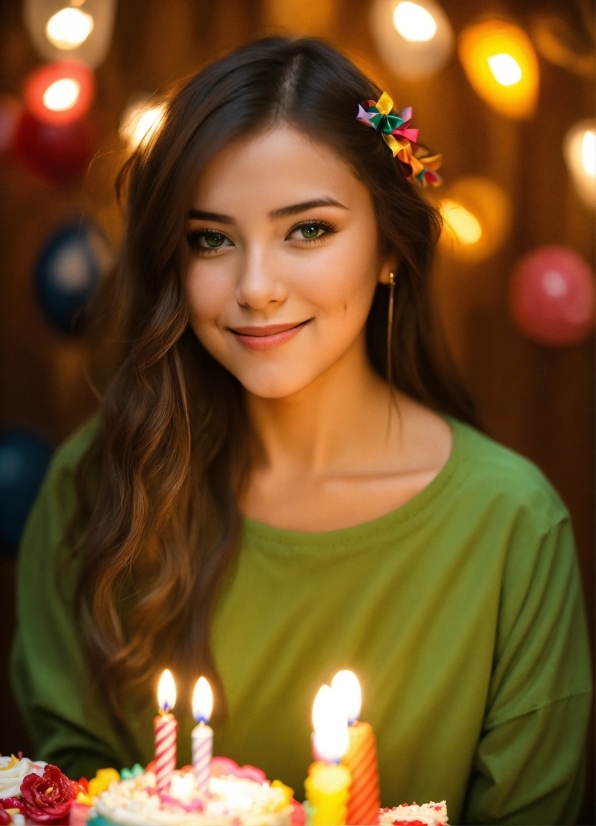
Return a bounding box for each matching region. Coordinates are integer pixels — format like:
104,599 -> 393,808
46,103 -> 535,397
185,262 -> 232,325
299,235 -> 379,322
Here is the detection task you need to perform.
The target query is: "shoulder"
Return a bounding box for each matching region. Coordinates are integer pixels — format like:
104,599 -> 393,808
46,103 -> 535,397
48,413 -> 100,485
449,417 -> 569,533
33,413 -> 100,525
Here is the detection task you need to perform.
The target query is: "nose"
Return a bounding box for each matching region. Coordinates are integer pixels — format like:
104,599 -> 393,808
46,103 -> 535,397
234,245 -> 287,310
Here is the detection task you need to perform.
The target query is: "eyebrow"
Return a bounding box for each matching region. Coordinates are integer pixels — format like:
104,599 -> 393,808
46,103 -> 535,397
187,197 -> 348,224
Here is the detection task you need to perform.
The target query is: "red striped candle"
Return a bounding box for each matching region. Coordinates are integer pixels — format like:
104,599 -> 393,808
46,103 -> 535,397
342,721 -> 380,826
154,669 -> 177,791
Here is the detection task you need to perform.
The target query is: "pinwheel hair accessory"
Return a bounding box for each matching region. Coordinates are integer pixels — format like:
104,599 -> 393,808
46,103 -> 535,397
356,91 -> 442,188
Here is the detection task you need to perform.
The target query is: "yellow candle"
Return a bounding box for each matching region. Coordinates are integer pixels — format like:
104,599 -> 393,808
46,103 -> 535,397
306,685 -> 352,825
305,762 -> 351,826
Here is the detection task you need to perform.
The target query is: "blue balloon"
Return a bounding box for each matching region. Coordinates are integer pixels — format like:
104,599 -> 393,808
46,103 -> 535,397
34,220 -> 110,333
0,428 -> 53,554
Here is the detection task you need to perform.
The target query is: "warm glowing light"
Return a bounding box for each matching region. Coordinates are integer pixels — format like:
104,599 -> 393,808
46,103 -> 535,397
45,7 -> 94,49
563,120 -> 596,209
24,0 -> 117,69
458,20 -> 539,118
157,669 -> 176,713
312,685 -> 349,763
370,0 -> 453,79
119,99 -> 166,151
440,200 -> 483,246
582,130 -> 595,177
42,77 -> 80,111
487,53 -> 522,86
24,60 -> 93,124
392,2 -> 437,42
331,670 -> 362,724
437,176 -> 512,263
192,677 -> 213,723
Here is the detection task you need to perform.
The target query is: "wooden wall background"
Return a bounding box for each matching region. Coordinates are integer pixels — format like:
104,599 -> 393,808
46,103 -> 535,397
0,0 -> 593,821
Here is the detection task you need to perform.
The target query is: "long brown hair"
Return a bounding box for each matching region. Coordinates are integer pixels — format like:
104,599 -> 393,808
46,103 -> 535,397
68,36 -> 476,715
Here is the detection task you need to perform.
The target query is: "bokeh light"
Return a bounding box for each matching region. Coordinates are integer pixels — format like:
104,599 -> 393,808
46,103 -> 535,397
440,200 -> 483,246
392,2 -> 437,42
564,119 -> 596,210
24,59 -> 94,125
458,20 -> 539,118
23,0 -> 116,69
438,177 -> 512,262
45,7 -> 94,50
119,97 -> 166,151
370,0 -> 453,79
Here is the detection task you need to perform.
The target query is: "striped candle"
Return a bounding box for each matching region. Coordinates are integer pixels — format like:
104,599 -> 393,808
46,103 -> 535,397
192,677 -> 214,794
154,711 -> 177,791
154,669 -> 177,792
192,722 -> 213,793
342,721 -> 380,826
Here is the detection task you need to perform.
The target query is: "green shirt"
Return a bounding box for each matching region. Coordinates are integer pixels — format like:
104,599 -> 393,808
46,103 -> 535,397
10,415 -> 592,825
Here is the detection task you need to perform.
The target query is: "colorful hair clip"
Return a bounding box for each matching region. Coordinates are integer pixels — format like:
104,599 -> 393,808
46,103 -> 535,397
356,91 -> 442,188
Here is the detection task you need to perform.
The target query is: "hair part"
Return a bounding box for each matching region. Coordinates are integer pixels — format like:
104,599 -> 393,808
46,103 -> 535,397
66,35 -> 476,720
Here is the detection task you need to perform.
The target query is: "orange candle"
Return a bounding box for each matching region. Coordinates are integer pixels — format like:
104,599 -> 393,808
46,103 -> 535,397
332,671 -> 380,826
343,720 -> 380,825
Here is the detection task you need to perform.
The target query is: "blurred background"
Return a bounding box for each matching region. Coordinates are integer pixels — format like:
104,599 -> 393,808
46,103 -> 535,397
0,0 -> 593,821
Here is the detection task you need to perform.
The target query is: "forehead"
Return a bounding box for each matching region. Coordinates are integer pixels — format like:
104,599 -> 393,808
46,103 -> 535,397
191,124 -> 372,213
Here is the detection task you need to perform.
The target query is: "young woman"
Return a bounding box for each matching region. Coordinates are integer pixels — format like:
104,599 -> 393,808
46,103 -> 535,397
11,36 -> 591,824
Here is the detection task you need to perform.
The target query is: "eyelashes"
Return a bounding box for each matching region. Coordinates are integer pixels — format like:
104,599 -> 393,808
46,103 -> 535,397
186,219 -> 337,255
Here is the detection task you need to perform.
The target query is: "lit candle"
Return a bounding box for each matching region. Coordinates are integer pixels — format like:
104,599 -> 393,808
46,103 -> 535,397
154,669 -> 177,791
191,676 -> 214,794
305,685 -> 351,826
332,671 -> 380,826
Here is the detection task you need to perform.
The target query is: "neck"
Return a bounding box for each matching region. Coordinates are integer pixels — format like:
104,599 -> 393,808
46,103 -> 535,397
246,335 -> 398,475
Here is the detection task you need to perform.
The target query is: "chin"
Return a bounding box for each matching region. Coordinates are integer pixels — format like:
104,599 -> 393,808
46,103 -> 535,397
232,365 -> 317,400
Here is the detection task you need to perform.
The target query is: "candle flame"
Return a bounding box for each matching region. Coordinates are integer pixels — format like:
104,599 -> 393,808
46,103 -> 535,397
192,676 -> 213,723
157,669 -> 176,713
312,684 -> 349,762
331,670 -> 362,724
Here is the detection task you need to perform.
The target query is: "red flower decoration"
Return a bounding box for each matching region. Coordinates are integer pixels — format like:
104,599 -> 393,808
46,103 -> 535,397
19,764 -> 74,823
0,807 -> 12,825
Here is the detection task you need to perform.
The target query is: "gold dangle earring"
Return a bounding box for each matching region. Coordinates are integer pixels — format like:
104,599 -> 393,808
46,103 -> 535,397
387,271 -> 395,387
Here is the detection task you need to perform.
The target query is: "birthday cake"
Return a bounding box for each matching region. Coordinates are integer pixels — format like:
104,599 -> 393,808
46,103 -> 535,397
91,761 -> 295,826
379,800 -> 448,826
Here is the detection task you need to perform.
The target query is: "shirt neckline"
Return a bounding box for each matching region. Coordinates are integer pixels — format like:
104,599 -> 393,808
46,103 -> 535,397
242,414 -> 466,552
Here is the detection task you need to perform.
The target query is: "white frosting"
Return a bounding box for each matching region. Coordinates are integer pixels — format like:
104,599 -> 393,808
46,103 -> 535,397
380,800 -> 448,825
95,770 -> 293,826
0,756 -> 46,798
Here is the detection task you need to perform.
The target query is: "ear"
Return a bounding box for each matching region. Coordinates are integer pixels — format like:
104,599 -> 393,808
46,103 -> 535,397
378,254 -> 400,285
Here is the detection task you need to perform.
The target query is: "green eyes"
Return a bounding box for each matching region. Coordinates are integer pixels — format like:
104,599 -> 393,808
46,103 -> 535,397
187,220 -> 336,254
299,224 -> 323,239
203,232 -> 226,248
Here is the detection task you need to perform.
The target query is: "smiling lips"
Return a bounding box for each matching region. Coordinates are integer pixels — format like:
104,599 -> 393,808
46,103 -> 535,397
229,320 -> 310,350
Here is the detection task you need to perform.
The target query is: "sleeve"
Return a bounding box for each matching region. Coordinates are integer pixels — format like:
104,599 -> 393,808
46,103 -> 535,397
9,430 -> 139,779
462,515 -> 593,825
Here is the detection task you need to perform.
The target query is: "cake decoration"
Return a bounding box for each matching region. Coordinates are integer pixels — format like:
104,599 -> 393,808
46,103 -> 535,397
379,800 -> 448,826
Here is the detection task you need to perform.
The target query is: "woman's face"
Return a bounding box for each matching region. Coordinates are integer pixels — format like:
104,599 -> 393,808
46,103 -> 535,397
185,124 -> 395,399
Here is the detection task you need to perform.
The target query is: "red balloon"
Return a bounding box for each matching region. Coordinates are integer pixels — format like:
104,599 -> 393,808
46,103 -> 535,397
13,110 -> 95,184
509,245 -> 595,346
